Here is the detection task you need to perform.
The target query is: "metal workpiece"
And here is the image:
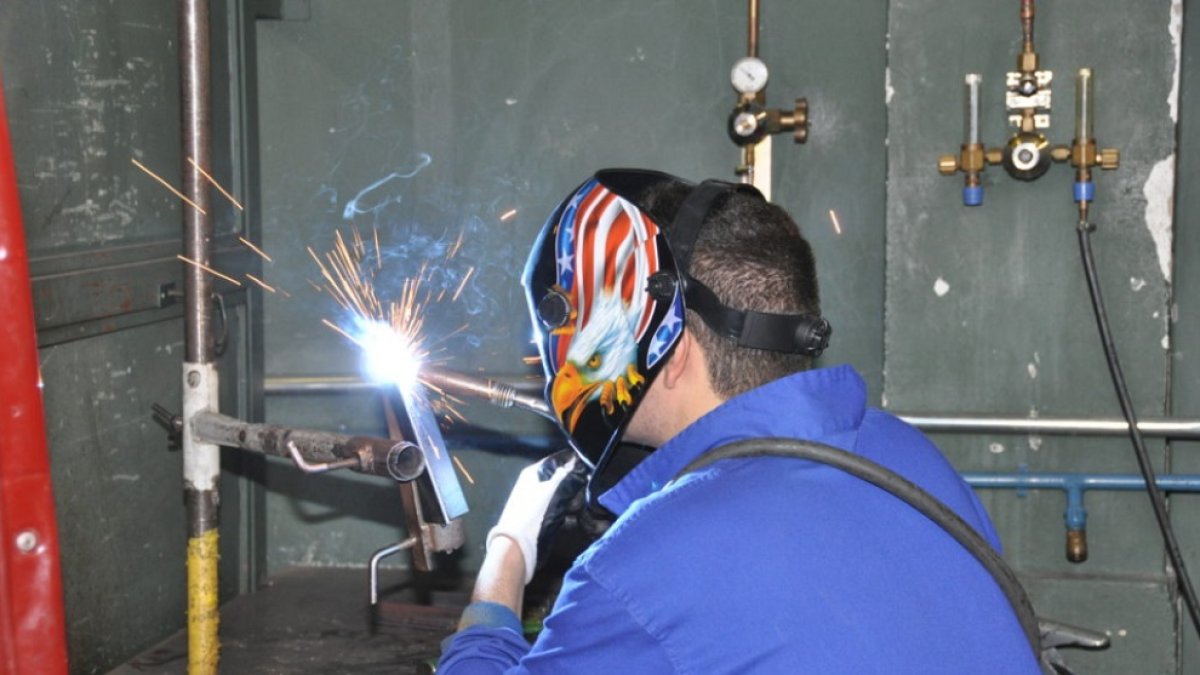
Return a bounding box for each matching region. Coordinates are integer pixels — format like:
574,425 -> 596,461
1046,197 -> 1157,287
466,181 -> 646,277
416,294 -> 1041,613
189,410 -> 423,480
900,413 -> 1200,440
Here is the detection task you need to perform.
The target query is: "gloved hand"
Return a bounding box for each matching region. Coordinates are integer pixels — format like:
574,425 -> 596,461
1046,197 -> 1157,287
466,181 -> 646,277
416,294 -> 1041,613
487,449 -> 588,584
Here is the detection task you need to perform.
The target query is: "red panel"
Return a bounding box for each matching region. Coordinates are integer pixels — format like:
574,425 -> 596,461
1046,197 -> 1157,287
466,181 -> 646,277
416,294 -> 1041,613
0,74 -> 70,674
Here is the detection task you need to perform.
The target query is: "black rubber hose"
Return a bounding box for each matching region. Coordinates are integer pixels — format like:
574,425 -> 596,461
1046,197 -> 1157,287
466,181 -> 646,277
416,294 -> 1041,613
674,437 -> 1042,655
1076,223 -> 1200,636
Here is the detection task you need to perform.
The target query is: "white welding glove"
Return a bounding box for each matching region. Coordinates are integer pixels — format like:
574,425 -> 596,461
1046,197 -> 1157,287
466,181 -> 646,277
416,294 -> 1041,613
487,450 -> 582,584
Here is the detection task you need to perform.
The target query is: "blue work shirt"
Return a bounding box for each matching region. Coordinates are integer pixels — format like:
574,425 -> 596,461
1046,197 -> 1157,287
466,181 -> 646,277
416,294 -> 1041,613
439,365 -> 1041,674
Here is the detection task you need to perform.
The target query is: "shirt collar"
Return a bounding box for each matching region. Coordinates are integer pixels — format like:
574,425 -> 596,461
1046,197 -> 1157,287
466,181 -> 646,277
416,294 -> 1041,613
598,364 -> 867,515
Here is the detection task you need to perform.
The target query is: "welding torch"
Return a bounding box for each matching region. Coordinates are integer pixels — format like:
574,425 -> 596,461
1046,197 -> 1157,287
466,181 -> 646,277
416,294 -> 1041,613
419,366 -> 554,421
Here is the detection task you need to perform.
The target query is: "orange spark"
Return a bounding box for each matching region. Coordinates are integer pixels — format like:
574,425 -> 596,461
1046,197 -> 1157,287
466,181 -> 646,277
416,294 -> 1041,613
245,273 -> 277,293
187,157 -> 244,210
499,208 -> 517,222
238,236 -> 273,262
451,455 -> 476,485
447,230 -> 465,259
452,267 -> 475,302
176,254 -> 242,286
131,158 -> 206,214
828,209 -> 843,235
321,318 -> 362,347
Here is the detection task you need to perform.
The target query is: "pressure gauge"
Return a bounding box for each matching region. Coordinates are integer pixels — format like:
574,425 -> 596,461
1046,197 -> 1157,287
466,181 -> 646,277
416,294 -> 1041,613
731,57 -> 769,95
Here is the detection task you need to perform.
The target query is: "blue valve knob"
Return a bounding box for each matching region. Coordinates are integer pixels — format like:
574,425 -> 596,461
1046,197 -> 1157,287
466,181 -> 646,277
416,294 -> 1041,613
1074,181 -> 1095,203
963,184 -> 984,207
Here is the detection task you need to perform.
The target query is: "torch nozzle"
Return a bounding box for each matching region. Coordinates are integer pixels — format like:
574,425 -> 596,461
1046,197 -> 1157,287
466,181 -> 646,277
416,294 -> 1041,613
420,366 -> 554,421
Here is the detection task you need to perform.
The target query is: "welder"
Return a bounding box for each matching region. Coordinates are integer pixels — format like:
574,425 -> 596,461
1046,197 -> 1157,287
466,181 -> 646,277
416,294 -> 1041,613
437,169 -> 1042,673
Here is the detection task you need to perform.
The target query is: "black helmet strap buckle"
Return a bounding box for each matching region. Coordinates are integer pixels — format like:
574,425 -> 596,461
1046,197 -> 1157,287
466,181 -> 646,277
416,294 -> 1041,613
683,274 -> 831,356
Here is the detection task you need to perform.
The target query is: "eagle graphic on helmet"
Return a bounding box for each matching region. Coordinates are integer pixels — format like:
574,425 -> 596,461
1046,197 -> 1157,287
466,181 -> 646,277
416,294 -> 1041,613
524,174 -> 684,473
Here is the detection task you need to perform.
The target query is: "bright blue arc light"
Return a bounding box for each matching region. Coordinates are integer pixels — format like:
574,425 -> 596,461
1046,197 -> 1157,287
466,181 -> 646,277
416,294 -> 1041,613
357,319 -> 423,390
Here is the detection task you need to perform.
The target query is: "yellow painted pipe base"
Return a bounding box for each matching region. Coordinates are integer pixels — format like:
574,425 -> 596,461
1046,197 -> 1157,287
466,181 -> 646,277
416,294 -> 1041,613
187,529 -> 220,674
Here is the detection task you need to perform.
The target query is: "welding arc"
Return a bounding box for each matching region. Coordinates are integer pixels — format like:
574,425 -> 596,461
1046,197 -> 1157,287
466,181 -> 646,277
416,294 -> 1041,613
1077,223 -> 1200,637
674,438 -> 1042,657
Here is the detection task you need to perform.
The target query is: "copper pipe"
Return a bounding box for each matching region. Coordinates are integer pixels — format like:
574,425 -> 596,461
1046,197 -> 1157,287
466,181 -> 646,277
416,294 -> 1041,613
748,0 -> 760,58
1020,0 -> 1035,55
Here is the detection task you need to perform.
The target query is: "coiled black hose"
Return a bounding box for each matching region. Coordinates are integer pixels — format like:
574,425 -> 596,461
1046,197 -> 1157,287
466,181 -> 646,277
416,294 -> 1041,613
1076,222 -> 1200,636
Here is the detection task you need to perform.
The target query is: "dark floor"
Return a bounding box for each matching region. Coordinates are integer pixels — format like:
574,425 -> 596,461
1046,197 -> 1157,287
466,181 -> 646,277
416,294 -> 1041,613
109,567 -> 467,675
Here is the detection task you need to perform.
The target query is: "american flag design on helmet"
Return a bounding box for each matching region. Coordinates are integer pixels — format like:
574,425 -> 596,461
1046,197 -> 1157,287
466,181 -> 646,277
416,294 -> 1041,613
544,178 -> 681,435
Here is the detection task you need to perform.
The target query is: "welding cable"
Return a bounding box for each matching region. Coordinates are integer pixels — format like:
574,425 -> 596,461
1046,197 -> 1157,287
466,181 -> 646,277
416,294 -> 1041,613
1076,222 -> 1200,636
674,438 -> 1041,656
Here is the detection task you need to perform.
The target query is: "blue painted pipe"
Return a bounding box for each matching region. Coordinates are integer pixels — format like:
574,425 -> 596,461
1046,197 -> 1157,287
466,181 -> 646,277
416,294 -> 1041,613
963,471 -> 1200,561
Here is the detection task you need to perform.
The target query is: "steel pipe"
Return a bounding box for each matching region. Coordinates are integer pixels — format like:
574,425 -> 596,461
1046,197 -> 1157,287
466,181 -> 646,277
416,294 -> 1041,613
181,0 -> 214,365
179,1 -> 219,672
263,379 -> 1200,442
898,414 -> 1200,440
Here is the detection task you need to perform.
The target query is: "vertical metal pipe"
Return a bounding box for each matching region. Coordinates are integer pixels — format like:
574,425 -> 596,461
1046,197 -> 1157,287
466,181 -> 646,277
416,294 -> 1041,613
747,0 -> 760,58
1020,0 -> 1035,55
182,0 -> 214,363
179,1 -> 220,673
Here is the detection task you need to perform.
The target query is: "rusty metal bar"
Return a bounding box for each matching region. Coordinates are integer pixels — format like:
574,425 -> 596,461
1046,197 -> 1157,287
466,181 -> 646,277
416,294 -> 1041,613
189,410 -> 425,481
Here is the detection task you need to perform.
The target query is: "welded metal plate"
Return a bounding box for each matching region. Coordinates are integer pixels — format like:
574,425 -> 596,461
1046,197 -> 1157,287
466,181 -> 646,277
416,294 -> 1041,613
396,383 -> 468,524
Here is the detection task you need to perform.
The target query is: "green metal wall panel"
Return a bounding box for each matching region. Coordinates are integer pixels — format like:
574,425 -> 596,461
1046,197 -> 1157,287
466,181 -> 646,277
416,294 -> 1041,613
887,1 -> 1186,672
2,1 -> 259,672
256,0 -> 888,574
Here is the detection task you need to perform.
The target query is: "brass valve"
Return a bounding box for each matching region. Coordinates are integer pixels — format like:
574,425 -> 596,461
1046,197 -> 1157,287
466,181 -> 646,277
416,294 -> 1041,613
777,98 -> 809,143
1099,148 -> 1120,170
1066,528 -> 1088,563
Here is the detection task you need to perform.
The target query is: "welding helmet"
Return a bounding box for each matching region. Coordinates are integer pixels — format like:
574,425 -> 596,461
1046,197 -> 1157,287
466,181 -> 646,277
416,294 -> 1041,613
522,169 -> 831,477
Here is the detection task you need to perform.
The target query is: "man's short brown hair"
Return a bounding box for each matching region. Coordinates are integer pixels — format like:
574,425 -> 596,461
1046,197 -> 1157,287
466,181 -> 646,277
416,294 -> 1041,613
646,183 -> 821,399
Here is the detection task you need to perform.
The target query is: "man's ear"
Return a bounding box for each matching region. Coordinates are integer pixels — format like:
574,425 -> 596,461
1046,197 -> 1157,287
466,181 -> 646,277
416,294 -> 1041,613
659,328 -> 693,389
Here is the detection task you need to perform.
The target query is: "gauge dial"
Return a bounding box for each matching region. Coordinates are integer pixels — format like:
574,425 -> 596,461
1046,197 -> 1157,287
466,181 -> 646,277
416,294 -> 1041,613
731,57 -> 769,94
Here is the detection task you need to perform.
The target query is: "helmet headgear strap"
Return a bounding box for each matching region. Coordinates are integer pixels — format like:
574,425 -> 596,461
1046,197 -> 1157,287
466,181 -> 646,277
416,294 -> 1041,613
667,180 -> 832,357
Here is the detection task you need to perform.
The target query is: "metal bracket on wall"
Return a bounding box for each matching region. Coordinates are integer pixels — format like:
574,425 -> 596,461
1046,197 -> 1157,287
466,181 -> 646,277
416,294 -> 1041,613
30,237 -> 255,348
